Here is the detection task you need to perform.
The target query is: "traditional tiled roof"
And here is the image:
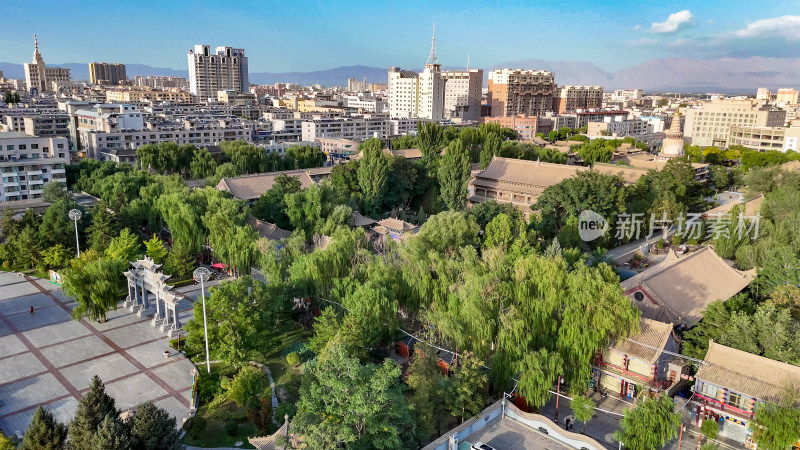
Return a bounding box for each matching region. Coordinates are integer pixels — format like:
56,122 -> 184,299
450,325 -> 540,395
696,341 -> 800,402
704,194 -> 764,217
351,211 -> 376,228
621,247 -> 755,327
245,216 -> 292,241
217,170 -> 315,201
611,318 -> 673,363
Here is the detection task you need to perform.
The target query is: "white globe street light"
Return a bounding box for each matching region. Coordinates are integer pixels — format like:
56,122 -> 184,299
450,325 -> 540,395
193,267 -> 212,374
68,209 -> 82,257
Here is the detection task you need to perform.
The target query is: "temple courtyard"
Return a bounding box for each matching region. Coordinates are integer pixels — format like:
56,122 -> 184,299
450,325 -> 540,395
0,271 -> 205,437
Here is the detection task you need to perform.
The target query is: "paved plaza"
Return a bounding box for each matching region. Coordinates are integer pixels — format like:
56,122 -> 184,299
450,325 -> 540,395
0,271 -> 205,437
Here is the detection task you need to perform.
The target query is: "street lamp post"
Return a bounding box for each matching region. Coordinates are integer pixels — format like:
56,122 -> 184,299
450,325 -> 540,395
193,267 -> 212,374
68,209 -> 82,257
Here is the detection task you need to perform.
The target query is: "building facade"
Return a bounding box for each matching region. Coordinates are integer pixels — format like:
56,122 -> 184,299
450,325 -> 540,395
683,99 -> 787,147
0,132 -> 69,202
755,88 -> 771,101
440,69 -> 483,122
134,76 -> 188,89
482,115 -> 540,140
105,89 -> 194,103
301,118 -> 391,142
89,62 -> 127,85
188,45 -> 249,100
553,85 -> 603,113
23,35 -> 71,94
728,125 -> 800,152
487,69 -> 555,117
775,88 -> 799,105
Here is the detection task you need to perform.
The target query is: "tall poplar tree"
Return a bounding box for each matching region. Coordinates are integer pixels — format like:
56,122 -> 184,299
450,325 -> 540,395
438,139 -> 471,211
357,139 -> 388,217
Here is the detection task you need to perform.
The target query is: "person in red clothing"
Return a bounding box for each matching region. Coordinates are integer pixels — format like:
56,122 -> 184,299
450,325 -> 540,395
30,305 -> 34,315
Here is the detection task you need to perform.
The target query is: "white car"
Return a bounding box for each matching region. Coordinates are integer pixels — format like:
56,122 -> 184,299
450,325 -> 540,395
471,443 -> 496,450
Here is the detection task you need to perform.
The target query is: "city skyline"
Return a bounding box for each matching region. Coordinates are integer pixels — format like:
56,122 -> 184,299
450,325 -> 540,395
1,0 -> 799,73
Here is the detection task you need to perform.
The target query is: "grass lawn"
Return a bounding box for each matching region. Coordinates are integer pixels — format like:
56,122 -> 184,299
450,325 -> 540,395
181,402 -> 257,449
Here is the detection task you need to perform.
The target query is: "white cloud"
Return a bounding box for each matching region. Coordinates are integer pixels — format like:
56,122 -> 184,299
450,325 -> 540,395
649,10 -> 695,33
734,15 -> 800,40
633,24 -> 641,30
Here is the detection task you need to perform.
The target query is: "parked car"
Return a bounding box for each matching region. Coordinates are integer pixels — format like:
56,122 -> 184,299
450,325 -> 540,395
471,443 -> 496,450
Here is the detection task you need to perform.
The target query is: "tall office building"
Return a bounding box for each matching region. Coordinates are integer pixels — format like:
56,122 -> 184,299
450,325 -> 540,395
187,45 -> 249,100
23,35 -> 71,94
89,62 -> 127,85
387,26 -> 482,121
487,69 -> 555,117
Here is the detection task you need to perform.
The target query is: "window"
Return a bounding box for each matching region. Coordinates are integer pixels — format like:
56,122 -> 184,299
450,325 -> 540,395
728,392 -> 746,409
700,382 -> 718,399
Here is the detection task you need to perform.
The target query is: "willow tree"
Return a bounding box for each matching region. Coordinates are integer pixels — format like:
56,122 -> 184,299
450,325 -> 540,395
62,254 -> 125,322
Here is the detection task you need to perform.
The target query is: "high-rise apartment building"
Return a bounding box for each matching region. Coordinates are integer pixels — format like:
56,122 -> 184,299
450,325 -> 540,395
683,98 -> 787,147
755,88 -> 772,101
552,85 -> 603,113
187,45 -> 249,100
88,62 -> 127,85
487,69 -> 555,117
775,88 -> 799,105
387,27 -> 482,121
23,35 -> 70,94
0,132 -> 69,202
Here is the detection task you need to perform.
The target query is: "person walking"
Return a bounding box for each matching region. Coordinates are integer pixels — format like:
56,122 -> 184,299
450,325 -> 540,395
30,305 -> 34,315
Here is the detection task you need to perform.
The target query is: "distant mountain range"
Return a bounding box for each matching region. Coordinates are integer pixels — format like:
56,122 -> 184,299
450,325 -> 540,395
2,57 -> 799,92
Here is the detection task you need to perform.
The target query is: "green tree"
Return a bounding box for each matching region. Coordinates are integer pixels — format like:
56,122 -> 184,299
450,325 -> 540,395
93,414 -> 130,450
39,198 -> 83,249
483,213 -> 515,250
20,406 -> 68,450
62,256 -> 125,322
700,417 -> 719,447
357,139 -> 389,216
750,388 -> 800,450
570,392 -> 596,434
446,351 -> 487,423
292,344 -> 415,449
86,201 -> 116,252
0,208 -> 19,241
190,147 -> 218,179
406,342 -> 446,442
224,365 -> 269,413
68,375 -> 119,450
163,240 -> 195,278
105,228 -> 142,263
418,121 -> 444,165
0,432 -> 12,450
613,395 -> 680,450
127,401 -> 182,450
184,276 -> 280,367
40,243 -> 70,268
251,174 -> 303,229
42,181 -> 70,203
438,139 -> 471,211
308,307 -> 343,355
14,225 -> 42,269
144,236 -> 168,264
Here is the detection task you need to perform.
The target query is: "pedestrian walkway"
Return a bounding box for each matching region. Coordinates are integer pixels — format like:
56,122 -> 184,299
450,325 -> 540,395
0,272 -> 197,437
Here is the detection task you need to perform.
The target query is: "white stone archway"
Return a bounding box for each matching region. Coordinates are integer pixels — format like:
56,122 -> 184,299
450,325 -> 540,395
123,257 -> 182,337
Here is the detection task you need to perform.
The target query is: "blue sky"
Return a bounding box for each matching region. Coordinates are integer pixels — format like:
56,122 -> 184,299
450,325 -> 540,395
2,0 -> 799,72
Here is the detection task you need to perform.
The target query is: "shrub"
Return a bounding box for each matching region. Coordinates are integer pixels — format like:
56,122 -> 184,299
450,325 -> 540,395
275,402 -> 296,421
184,415 -> 207,439
656,239 -> 666,249
2,260 -> 9,269
671,234 -> 682,246
286,352 -> 301,366
224,420 -> 238,436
